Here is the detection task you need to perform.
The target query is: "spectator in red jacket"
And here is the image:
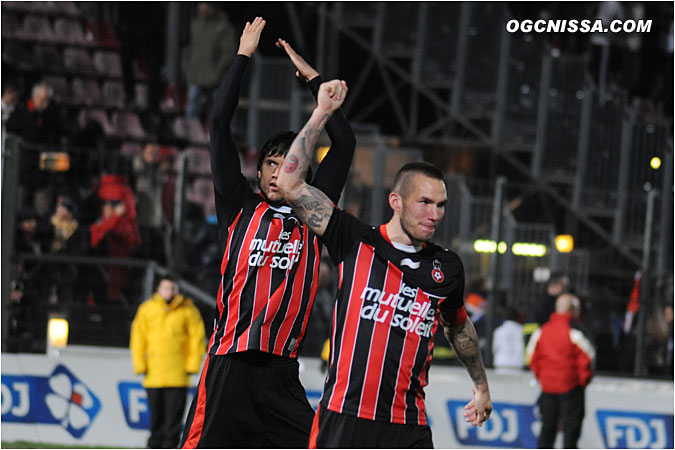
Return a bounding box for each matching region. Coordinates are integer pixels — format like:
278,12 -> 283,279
90,174 -> 142,302
526,293 -> 595,448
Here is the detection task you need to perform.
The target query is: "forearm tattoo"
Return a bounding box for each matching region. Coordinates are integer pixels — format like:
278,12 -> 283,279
283,115 -> 328,175
445,320 -> 488,387
291,185 -> 333,229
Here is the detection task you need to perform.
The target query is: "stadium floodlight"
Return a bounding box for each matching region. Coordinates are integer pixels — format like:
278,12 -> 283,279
474,239 -> 508,254
474,239 -> 497,253
512,242 -> 547,257
555,234 -> 574,253
650,156 -> 662,170
47,316 -> 69,356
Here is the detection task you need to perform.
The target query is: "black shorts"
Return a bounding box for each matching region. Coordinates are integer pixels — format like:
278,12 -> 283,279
309,406 -> 434,448
180,351 -> 315,448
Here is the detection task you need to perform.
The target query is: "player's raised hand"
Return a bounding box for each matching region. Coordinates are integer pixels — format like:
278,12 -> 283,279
317,80 -> 348,114
276,38 -> 320,82
238,17 -> 266,57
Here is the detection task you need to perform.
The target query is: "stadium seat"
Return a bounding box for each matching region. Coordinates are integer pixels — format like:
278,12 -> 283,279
185,147 -> 212,175
22,15 -> 55,41
54,18 -> 87,45
1,13 -> 22,39
93,50 -> 122,78
63,47 -> 95,75
81,108 -> 117,136
186,178 -> 216,217
115,111 -> 147,139
102,81 -> 125,108
119,141 -> 142,157
33,44 -> 64,72
84,19 -> 118,48
185,118 -> 209,145
53,1 -> 80,16
172,117 -> 188,140
134,83 -> 148,109
43,76 -> 70,103
2,41 -> 34,70
71,78 -> 102,105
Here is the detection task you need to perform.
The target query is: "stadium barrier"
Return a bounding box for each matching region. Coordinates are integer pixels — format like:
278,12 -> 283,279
2,346 -> 672,448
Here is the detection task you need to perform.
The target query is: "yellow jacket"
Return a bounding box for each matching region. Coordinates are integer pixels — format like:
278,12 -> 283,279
130,293 -> 206,388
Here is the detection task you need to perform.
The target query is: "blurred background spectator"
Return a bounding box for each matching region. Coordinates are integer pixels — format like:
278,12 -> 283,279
183,2 -> 235,120
131,142 -> 169,263
89,174 -> 142,303
492,306 -> 525,373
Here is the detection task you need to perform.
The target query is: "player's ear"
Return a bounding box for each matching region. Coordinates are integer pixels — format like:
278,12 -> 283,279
257,170 -> 262,180
389,192 -> 401,213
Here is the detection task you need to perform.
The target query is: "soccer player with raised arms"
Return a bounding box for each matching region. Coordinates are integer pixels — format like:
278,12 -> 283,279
276,71 -> 492,448
180,17 -> 355,448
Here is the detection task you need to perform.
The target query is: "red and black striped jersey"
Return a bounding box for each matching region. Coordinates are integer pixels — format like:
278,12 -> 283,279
206,55 -> 355,359
209,174 -> 321,358
319,208 -> 465,425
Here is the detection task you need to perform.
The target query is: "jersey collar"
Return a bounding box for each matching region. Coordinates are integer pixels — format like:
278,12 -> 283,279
379,224 -> 424,253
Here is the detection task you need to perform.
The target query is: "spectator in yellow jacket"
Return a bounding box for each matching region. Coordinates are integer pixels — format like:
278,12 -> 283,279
130,276 -> 206,449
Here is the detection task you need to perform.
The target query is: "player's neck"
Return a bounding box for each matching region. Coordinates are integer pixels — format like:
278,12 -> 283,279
385,219 -> 424,249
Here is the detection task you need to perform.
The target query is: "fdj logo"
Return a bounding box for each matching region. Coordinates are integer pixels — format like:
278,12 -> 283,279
448,400 -> 538,448
598,410 -> 674,449
1,364 -> 101,438
118,382 -> 197,429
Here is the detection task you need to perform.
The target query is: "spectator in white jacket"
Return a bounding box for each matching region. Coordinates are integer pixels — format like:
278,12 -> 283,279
492,307 -> 525,373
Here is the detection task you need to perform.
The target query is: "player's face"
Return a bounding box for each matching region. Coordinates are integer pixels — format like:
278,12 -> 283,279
398,174 -> 447,243
258,154 -> 286,204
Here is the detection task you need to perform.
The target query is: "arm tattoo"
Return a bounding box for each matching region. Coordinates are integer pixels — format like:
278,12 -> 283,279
445,320 -> 488,387
290,185 -> 333,229
284,155 -> 299,173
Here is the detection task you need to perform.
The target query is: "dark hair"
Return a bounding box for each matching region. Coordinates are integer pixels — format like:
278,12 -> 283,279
2,80 -> 20,95
59,197 -> 79,218
256,131 -> 298,173
156,274 -> 177,289
256,130 -> 313,183
17,207 -> 38,222
393,161 -> 445,197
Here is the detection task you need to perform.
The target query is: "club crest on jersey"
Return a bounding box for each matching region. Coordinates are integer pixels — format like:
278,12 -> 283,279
431,259 -> 444,283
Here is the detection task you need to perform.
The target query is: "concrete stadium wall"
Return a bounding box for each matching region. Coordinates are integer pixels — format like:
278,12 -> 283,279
2,346 -> 672,448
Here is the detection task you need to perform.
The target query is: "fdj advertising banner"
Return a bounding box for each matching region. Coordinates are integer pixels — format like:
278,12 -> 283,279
2,352 -> 673,448
117,382 -> 196,430
2,364 -> 102,438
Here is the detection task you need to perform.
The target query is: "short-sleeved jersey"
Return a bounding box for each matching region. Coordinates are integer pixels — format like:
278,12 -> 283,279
209,174 -> 321,358
319,208 -> 465,426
